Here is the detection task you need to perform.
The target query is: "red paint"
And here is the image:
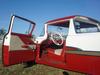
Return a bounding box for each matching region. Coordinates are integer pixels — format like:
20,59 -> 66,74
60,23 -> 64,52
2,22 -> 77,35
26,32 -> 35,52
2,45 -> 9,66
11,33 -> 31,37
36,50 -> 100,75
65,53 -> 100,75
46,16 -> 75,24
2,45 -> 36,66
9,50 -> 35,65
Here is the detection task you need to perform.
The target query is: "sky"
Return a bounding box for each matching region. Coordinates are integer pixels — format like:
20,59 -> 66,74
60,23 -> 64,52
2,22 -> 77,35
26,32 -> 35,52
0,0 -> 100,36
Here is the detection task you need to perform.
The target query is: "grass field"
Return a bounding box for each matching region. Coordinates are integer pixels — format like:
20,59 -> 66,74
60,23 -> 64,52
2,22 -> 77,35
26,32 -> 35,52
0,43 -> 85,75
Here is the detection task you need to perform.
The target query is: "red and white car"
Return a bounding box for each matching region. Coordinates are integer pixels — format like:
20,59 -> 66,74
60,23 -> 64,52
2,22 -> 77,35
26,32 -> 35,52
36,15 -> 100,51
2,15 -> 100,75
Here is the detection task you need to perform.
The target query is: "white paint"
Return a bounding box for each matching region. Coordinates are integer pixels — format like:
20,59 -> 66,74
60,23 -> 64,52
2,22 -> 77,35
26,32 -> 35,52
4,34 -> 11,46
55,49 -> 62,55
68,19 -> 76,35
4,16 -> 15,46
66,19 -> 100,51
66,33 -> 100,51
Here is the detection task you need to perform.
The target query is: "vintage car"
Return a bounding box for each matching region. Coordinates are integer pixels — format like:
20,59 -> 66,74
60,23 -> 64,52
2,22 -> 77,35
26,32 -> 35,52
36,15 -> 100,51
2,15 -> 100,75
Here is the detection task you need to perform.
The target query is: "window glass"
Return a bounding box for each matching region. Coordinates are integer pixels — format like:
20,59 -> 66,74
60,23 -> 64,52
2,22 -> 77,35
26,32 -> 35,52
74,21 -> 100,33
12,18 -> 33,34
48,22 -> 69,40
39,27 -> 45,36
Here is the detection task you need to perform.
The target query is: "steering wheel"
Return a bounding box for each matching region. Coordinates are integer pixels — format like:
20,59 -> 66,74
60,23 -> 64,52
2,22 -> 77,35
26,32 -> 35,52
50,32 -> 64,46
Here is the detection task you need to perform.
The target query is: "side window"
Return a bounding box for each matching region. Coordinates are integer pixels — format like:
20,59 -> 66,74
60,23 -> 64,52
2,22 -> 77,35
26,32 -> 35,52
74,21 -> 100,33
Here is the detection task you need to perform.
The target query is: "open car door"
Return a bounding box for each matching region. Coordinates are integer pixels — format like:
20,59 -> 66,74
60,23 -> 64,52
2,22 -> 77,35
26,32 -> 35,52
2,15 -> 36,66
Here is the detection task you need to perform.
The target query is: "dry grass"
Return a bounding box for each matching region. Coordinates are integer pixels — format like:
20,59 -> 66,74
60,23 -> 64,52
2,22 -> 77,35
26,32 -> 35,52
0,64 -> 65,75
0,44 -> 85,75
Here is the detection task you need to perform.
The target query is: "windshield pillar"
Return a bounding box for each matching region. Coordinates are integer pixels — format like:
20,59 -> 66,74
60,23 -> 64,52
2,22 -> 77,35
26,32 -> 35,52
68,19 -> 76,35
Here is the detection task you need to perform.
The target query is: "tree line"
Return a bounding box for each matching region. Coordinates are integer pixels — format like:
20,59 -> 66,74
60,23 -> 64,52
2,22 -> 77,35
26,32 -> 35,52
0,28 -> 6,40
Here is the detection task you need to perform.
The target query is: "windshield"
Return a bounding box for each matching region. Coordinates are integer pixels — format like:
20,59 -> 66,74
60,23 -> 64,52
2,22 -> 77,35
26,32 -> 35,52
48,22 -> 69,40
39,27 -> 45,36
74,17 -> 100,33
